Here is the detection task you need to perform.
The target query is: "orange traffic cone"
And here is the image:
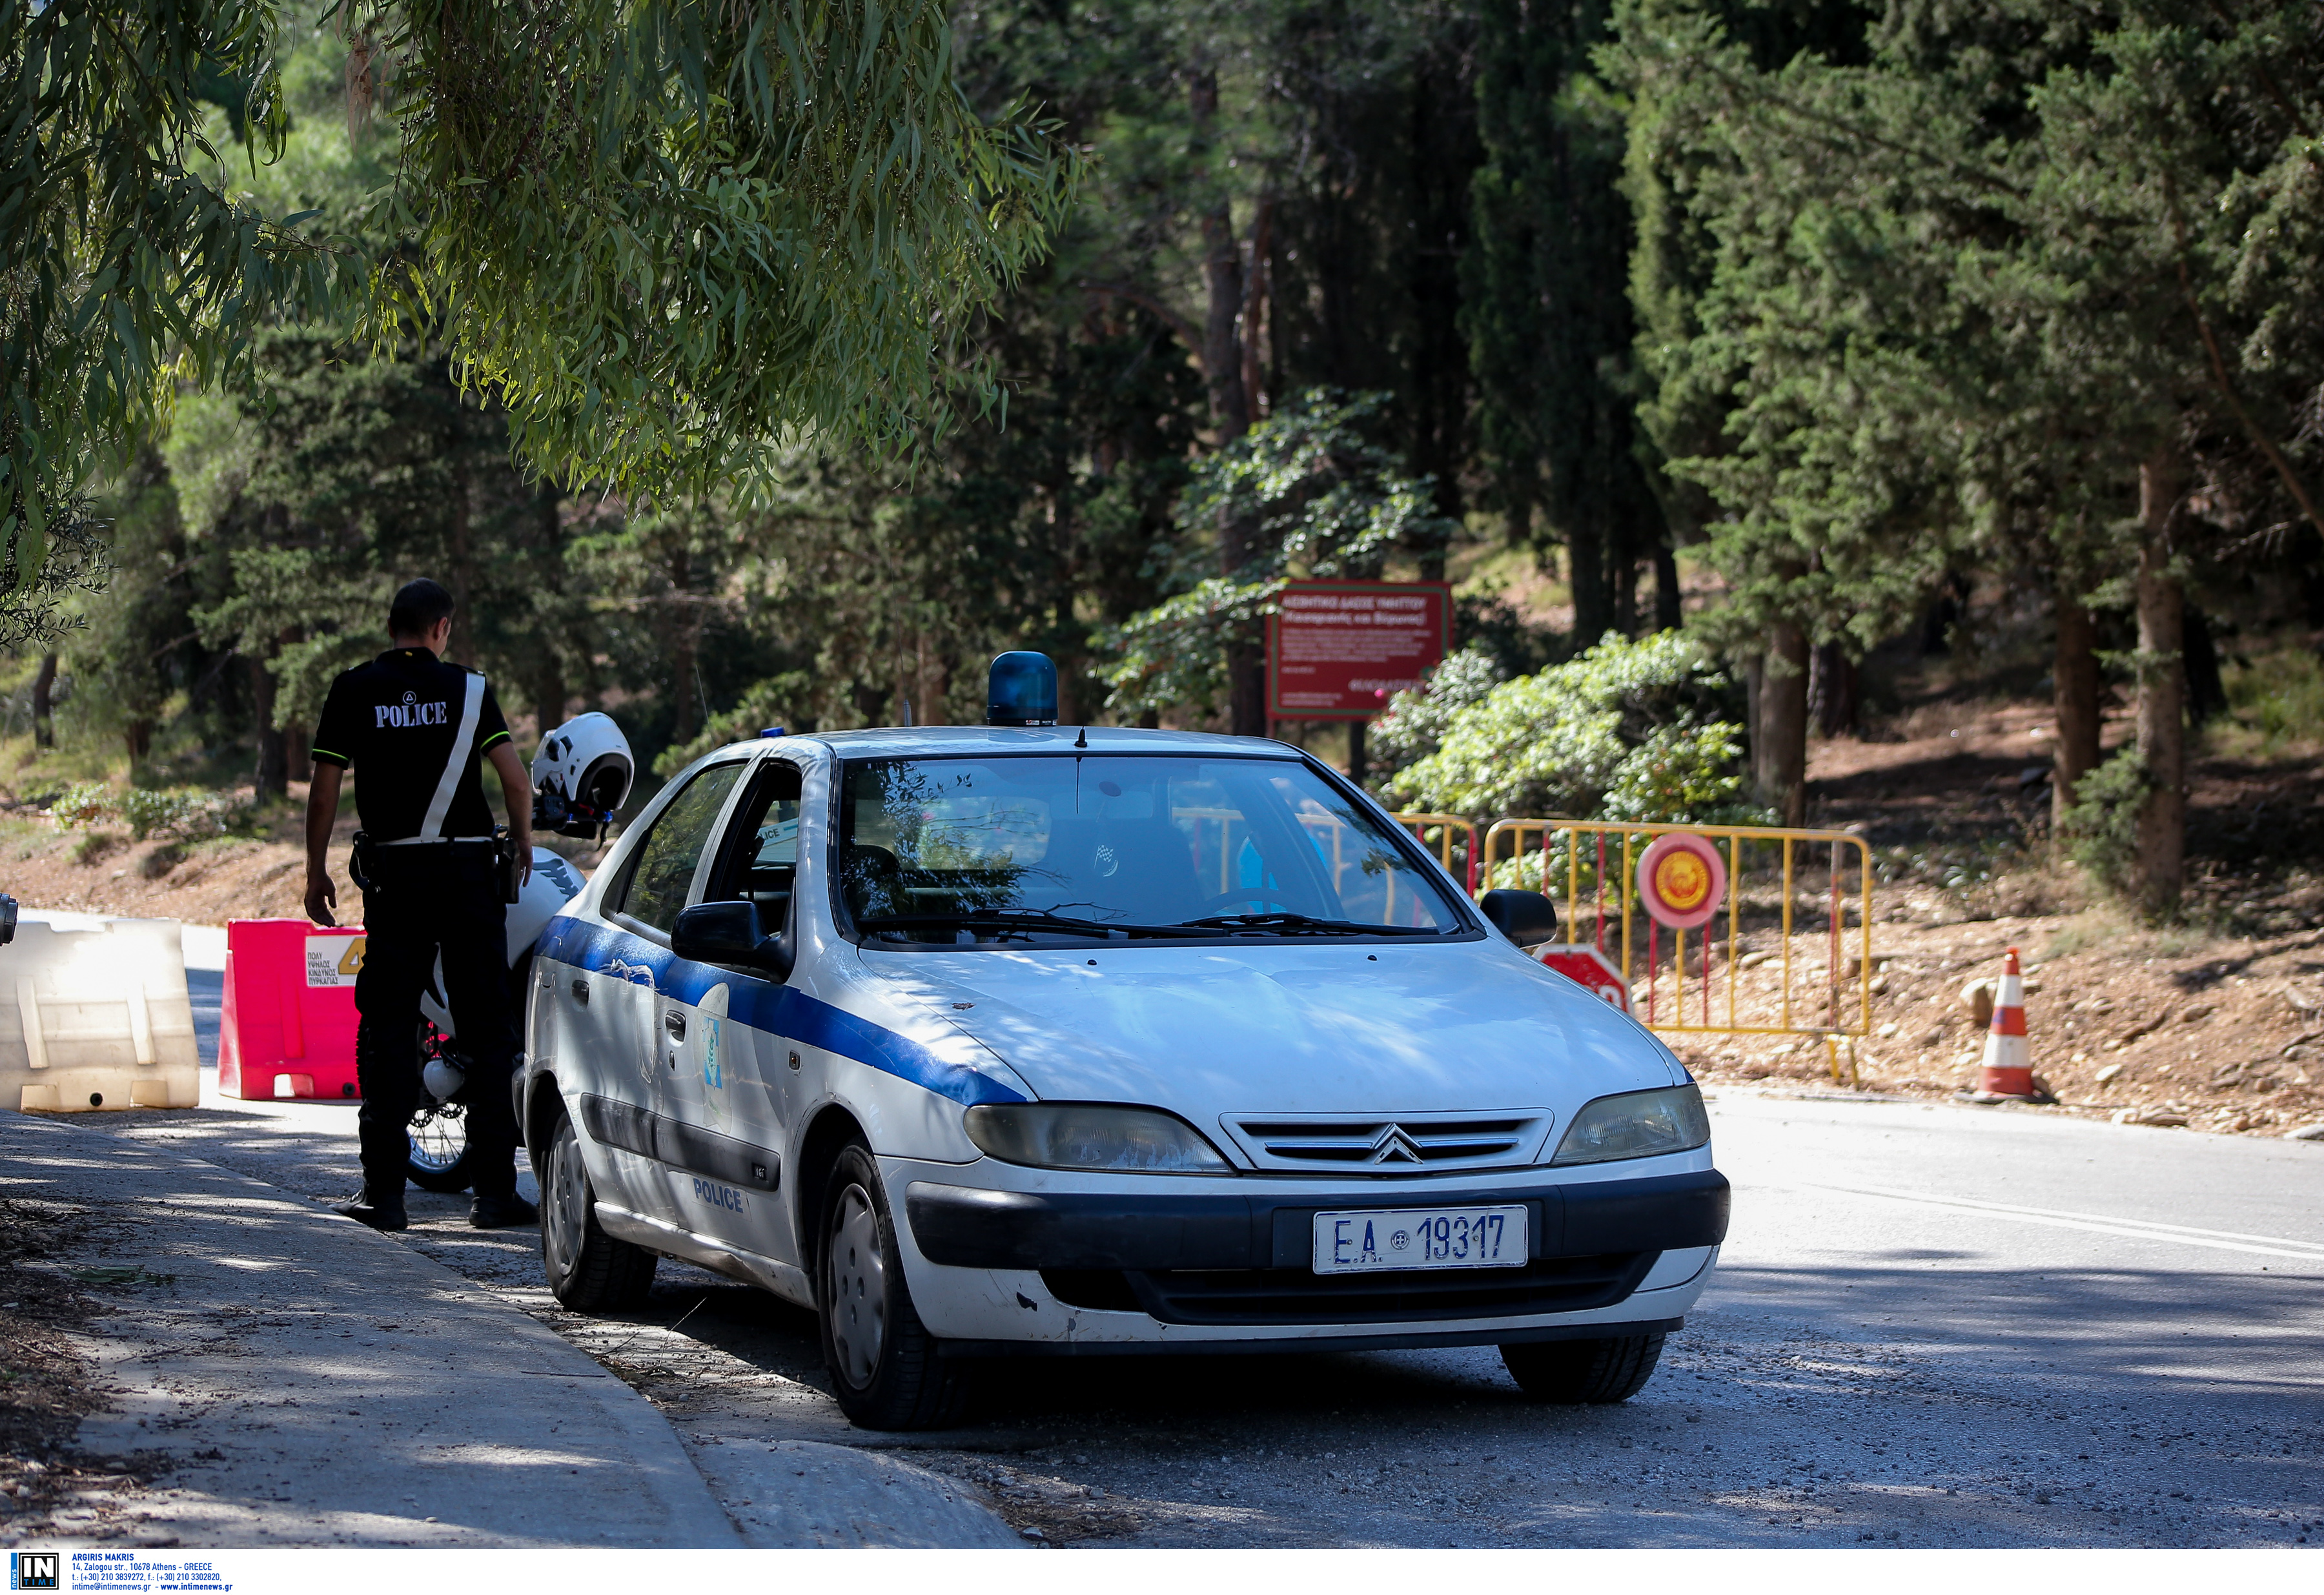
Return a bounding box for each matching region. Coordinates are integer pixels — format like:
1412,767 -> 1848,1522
1977,948 -> 2035,1099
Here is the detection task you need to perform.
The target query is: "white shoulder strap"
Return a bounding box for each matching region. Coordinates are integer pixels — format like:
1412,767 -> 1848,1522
418,673 -> 487,842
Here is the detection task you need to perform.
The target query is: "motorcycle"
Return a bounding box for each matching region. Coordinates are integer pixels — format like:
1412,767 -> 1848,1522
403,713 -> 635,1192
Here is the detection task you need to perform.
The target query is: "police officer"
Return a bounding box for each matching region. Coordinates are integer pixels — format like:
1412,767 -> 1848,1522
303,578 -> 536,1232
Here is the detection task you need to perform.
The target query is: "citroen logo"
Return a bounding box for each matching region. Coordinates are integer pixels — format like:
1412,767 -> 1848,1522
1369,1125 -> 1425,1164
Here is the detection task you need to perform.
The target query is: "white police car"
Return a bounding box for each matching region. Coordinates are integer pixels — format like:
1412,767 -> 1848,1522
519,655 -> 1728,1430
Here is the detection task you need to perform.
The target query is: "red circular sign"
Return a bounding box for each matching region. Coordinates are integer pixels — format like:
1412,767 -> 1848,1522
1636,833 -> 1726,930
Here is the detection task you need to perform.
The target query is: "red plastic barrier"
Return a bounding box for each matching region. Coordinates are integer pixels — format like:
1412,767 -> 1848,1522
217,920 -> 366,1101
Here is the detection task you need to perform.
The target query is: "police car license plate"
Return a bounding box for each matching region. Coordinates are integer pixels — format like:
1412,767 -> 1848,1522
1311,1204 -> 1528,1275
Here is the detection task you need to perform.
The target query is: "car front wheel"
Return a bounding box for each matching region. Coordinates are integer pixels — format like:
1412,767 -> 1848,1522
815,1142 -> 969,1431
1500,1332 -> 1667,1403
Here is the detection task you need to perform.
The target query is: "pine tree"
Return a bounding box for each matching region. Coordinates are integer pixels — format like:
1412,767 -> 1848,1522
1463,0 -> 1664,645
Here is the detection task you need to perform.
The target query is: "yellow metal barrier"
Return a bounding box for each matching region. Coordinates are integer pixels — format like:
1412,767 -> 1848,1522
1479,818 -> 1874,1082
1391,813 -> 1481,895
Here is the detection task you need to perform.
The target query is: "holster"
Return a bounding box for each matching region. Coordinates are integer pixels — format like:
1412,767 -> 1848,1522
349,830 -> 377,893
493,826 -> 522,904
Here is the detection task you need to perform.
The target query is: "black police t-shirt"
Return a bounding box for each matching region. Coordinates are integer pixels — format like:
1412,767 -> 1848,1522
311,648 -> 512,841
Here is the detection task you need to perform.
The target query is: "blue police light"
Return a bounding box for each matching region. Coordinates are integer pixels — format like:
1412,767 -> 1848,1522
986,652 -> 1059,727
759,726 -> 786,739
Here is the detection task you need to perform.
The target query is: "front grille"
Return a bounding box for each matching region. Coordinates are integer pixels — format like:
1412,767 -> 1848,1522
1223,1112 -> 1553,1173
1042,1252 -> 1655,1326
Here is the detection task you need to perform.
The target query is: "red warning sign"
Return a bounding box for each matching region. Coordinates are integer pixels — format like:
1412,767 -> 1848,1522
1266,580 -> 1452,720
1538,944 -> 1629,1011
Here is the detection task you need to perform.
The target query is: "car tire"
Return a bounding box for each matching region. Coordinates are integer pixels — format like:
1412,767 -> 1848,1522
406,1104 -> 473,1193
1500,1333 -> 1667,1403
541,1104 -> 657,1311
815,1142 -> 969,1432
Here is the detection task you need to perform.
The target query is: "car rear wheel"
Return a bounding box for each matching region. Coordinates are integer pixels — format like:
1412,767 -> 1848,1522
541,1104 -> 657,1311
1500,1332 -> 1667,1403
815,1142 -> 969,1431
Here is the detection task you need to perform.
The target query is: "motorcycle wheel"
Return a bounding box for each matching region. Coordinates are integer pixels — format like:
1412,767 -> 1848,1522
407,1103 -> 474,1193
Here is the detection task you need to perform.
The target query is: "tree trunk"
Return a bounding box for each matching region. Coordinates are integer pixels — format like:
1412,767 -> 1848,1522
1807,642 -> 1859,738
1568,522 -> 1609,647
1240,193 -> 1274,429
250,657 -> 287,802
671,611 -> 700,748
446,468 -> 476,665
1192,68 -> 1263,737
1653,542 -> 1682,632
1757,624 -> 1809,826
1920,572 -> 1968,655
2183,607 -> 2226,724
30,653 -> 56,747
1347,718 -> 1367,787
125,720 -> 152,763
1193,70 -> 1249,448
2052,579 -> 2101,834
2134,451 -> 2185,919
1611,546 -> 1638,640
531,651 -> 567,738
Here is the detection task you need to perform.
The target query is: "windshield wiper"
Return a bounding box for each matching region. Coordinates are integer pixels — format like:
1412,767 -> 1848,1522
855,909 -> 1205,940
1177,911 -> 1445,937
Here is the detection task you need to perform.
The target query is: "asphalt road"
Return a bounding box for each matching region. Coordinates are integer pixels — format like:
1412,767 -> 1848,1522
105,1011 -> 2324,1550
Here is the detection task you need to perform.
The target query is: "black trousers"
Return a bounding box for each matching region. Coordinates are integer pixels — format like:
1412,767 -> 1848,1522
354,846 -> 520,1200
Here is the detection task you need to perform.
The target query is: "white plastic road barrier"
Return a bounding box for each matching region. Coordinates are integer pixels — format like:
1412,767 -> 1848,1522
0,915 -> 200,1111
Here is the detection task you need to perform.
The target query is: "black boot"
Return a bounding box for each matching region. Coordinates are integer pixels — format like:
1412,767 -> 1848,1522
470,1191 -> 538,1229
335,1189 -> 409,1232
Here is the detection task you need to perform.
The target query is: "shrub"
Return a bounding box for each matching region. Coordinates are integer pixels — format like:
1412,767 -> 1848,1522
118,787 -> 227,842
1385,631 -> 1759,826
49,784 -> 230,842
653,671 -> 813,780
2060,748 -> 2150,895
48,782 -> 116,830
1366,646 -> 1507,789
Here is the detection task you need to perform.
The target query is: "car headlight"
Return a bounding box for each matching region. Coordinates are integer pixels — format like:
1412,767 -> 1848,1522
964,1102 -> 1234,1174
1549,1084 -> 1711,1166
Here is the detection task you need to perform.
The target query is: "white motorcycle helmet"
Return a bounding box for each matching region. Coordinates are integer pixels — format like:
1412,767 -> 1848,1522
531,711 -> 635,841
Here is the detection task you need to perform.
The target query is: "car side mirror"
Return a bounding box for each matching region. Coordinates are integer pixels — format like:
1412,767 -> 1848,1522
1480,889 -> 1557,948
671,900 -> 794,980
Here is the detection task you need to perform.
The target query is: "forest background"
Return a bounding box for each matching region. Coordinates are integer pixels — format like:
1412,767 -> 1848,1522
8,0 -> 2324,926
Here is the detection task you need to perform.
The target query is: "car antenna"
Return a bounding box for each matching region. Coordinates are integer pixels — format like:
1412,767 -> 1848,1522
1074,725 -> 1088,749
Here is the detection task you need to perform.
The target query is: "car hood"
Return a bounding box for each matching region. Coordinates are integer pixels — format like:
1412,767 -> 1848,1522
855,937 -> 1682,1128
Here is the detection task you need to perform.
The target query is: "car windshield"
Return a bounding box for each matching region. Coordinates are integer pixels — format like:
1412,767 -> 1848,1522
839,755 -> 1465,944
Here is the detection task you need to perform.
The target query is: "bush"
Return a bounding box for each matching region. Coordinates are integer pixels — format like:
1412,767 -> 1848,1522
119,788 -> 227,842
2060,747 -> 2150,895
48,784 -> 230,842
1385,631 -> 1758,826
1367,646 -> 1507,789
653,671 -> 813,780
48,782 -> 116,831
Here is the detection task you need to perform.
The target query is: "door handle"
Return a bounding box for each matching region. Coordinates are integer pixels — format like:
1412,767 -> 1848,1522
571,978 -> 589,1006
664,1011 -> 686,1040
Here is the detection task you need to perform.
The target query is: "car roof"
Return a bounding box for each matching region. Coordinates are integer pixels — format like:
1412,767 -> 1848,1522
757,726 -> 1308,760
